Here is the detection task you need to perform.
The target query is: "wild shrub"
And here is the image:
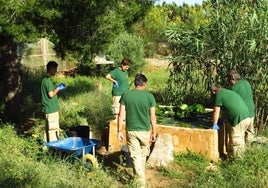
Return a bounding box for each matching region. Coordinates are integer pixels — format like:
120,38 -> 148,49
54,76 -> 114,131
106,32 -> 146,76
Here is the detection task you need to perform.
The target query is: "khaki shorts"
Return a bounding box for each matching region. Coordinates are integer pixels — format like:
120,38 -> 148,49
112,96 -> 121,115
45,111 -> 60,142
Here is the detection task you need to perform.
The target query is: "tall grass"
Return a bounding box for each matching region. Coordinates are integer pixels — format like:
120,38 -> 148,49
22,75 -> 115,138
143,60 -> 170,104
155,146 -> 268,188
0,124 -> 118,187
192,145 -> 268,187
55,76 -> 114,131
2,63 -> 268,187
2,121 -> 268,187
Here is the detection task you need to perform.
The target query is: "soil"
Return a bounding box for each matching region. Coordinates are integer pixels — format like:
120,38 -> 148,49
97,147 -> 187,188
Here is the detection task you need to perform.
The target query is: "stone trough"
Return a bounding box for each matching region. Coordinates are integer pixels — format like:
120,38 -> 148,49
108,120 -> 219,161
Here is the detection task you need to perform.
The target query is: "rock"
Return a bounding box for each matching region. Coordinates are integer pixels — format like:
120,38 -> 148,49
251,136 -> 268,149
147,133 -> 174,167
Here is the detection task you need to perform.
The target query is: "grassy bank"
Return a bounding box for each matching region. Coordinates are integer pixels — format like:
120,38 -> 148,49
0,125 -> 118,187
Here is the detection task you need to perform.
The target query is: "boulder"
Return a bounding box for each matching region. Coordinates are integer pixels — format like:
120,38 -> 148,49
147,133 -> 174,167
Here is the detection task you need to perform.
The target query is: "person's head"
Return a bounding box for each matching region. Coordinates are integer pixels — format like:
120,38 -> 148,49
227,70 -> 241,85
211,83 -> 222,95
46,61 -> 58,76
134,73 -> 147,87
120,58 -> 131,71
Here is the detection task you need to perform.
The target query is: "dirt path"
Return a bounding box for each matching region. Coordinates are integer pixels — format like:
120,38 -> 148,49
146,167 -> 174,188
98,149 -> 185,188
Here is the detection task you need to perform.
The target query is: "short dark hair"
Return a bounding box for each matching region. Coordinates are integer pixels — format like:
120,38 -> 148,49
227,70 -> 241,81
134,73 -> 147,86
121,58 -> 131,66
46,61 -> 58,71
211,83 -> 222,93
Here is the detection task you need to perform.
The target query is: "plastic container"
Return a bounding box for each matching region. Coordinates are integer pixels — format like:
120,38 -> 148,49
45,137 -> 100,157
68,125 -> 91,138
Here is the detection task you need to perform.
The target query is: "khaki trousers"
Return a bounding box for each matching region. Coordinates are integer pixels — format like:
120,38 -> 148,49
219,118 -> 252,159
127,131 -> 151,188
45,111 -> 60,142
112,96 -> 121,118
245,117 -> 255,143
230,118 -> 251,158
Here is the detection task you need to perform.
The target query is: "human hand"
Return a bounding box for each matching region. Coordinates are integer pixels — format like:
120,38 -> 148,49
113,81 -> 119,88
118,132 -> 124,142
212,124 -> 219,130
150,133 -> 157,142
57,83 -> 66,90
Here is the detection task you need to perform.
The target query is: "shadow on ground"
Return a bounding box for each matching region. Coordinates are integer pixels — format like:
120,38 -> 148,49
96,148 -> 134,185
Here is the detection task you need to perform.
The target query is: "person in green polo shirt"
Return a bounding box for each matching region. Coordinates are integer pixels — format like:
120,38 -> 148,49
227,70 -> 255,142
211,83 -> 250,158
117,74 -> 157,188
41,61 -> 65,142
105,58 -> 131,119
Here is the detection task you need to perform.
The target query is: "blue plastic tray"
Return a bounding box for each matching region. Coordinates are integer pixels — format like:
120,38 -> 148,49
45,137 -> 100,157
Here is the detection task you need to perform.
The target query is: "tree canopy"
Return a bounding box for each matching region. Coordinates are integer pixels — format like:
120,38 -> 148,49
0,0 -> 155,123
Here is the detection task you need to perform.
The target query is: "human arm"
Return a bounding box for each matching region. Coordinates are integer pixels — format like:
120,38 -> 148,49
117,104 -> 125,142
105,73 -> 117,83
105,73 -> 119,88
48,88 -> 60,98
47,83 -> 66,98
212,106 -> 221,129
150,106 -> 157,142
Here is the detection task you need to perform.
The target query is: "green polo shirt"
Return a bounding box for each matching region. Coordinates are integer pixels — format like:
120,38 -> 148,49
41,76 -> 59,114
120,89 -> 156,131
110,67 -> 129,96
231,79 -> 255,118
215,88 -> 249,126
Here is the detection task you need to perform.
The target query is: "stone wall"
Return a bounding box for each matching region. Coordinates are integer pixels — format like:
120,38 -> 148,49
108,120 -> 219,161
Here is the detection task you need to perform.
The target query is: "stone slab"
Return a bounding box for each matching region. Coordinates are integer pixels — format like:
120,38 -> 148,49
147,133 -> 174,167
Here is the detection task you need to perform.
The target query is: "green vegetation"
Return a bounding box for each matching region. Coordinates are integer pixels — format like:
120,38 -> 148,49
0,0 -> 154,123
1,123 -> 268,187
155,103 -> 211,128
0,125 -> 118,188
165,0 -> 268,132
19,62 -> 170,138
1,65 -> 268,187
158,147 -> 268,187
22,74 -> 114,137
1,0 -> 268,187
106,32 -> 146,76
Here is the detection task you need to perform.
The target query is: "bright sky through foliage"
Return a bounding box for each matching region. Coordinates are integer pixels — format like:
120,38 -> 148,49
155,0 -> 203,6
